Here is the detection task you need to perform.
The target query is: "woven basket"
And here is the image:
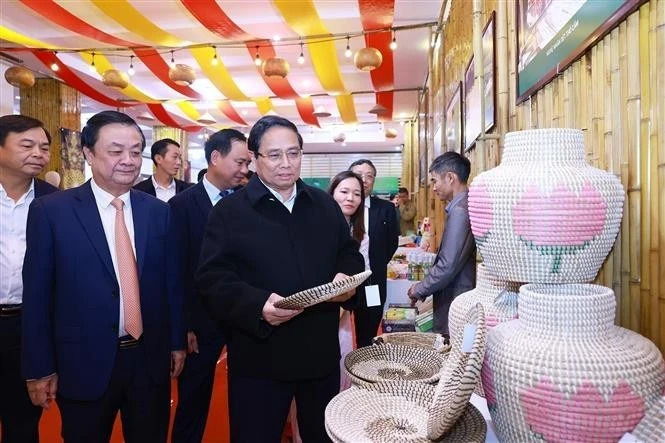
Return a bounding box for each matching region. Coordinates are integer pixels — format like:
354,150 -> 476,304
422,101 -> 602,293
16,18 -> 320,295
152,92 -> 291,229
468,128 -> 624,283
448,263 -> 520,397
632,394 -> 665,443
373,332 -> 451,354
483,283 -> 665,443
345,344 -> 445,385
326,304 -> 487,441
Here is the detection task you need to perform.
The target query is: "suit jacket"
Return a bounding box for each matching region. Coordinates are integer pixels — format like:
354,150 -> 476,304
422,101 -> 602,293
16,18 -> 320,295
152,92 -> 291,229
21,181 -> 185,401
134,176 -> 191,197
360,196 -> 399,306
413,192 -> 476,328
34,177 -> 59,197
196,176 -> 364,381
169,181 -> 223,344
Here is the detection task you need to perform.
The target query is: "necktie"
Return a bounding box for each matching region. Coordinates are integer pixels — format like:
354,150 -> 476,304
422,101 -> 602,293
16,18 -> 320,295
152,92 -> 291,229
110,198 -> 143,339
219,188 -> 233,199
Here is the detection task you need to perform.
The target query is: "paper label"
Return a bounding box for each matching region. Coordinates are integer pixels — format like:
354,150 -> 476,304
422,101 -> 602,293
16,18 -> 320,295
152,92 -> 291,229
462,324 -> 477,352
365,285 -> 381,307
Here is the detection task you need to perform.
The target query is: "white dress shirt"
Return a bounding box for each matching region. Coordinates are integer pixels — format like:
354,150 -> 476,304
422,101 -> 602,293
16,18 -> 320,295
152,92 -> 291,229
151,175 -> 176,202
0,180 -> 35,305
90,179 -> 136,336
259,177 -> 297,213
360,196 -> 371,270
202,174 -> 233,206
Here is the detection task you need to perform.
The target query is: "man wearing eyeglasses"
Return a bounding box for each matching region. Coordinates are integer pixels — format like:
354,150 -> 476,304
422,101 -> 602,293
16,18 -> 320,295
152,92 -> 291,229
348,159 -> 399,347
196,115 -> 364,442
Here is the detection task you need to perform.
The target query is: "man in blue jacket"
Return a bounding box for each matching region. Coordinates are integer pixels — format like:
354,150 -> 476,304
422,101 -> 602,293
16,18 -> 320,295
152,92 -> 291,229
22,111 -> 185,443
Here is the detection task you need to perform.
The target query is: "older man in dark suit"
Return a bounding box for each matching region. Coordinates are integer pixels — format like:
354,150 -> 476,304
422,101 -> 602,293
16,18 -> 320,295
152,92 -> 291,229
348,159 -> 399,347
169,129 -> 250,443
0,115 -> 58,443
408,152 -> 476,336
22,111 -> 185,443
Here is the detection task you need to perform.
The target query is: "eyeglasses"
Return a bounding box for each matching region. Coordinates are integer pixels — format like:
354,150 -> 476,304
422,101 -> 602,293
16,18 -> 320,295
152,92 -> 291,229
356,172 -> 376,180
256,149 -> 302,163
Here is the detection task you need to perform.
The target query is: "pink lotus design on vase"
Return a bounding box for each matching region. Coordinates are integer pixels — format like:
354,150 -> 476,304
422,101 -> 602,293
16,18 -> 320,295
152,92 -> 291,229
512,182 -> 607,273
520,377 -> 645,442
468,181 -> 493,247
481,355 -> 496,411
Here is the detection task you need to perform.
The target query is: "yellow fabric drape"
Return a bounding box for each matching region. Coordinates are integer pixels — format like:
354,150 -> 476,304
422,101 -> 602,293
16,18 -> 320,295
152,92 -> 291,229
0,26 -> 57,48
335,94 -> 358,124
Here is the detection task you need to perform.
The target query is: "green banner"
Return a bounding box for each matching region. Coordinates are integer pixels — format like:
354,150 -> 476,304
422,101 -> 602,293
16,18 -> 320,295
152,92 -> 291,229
303,177 -> 399,195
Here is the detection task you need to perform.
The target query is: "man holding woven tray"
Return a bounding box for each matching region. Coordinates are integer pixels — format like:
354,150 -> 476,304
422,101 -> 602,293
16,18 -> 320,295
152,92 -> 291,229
196,115 -> 364,442
407,152 -> 476,336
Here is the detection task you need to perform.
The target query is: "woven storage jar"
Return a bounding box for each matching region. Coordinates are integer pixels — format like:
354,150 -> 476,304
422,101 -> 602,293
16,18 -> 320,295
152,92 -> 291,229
482,283 -> 665,443
448,263 -> 520,397
468,128 -> 624,283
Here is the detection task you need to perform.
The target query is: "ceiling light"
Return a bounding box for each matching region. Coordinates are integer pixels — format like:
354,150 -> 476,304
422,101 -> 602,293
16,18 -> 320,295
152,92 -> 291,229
389,30 -> 397,51
88,52 -> 97,73
127,56 -> 135,76
273,35 -> 281,42
15,95 -> 20,99
169,50 -> 176,69
241,110 -> 248,116
51,62 -> 59,72
368,104 -> 388,115
211,46 -> 219,66
345,36 -> 352,58
254,46 -> 261,66
297,42 -> 305,65
302,79 -> 311,87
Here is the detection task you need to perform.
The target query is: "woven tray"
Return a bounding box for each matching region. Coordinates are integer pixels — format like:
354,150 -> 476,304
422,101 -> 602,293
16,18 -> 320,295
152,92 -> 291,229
325,382 -> 487,442
274,270 -> 372,310
345,343 -> 445,384
373,332 -> 451,354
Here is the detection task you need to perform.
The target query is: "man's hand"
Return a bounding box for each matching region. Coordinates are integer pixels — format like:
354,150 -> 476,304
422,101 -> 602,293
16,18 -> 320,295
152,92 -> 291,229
407,283 -> 419,307
186,331 -> 199,354
262,293 -> 303,326
328,273 -> 356,303
171,350 -> 186,378
26,374 -> 58,409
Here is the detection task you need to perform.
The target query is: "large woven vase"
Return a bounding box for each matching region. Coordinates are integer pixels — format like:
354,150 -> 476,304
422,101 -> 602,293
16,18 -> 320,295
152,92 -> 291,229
448,264 -> 520,397
468,128 -> 624,283
482,283 -> 665,443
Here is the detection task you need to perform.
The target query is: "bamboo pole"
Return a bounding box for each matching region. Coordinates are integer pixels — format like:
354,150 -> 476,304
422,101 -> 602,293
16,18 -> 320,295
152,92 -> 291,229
655,0 -> 665,349
610,26 -> 624,322
619,20 -> 632,328
626,11 -> 642,333
496,0 -> 508,162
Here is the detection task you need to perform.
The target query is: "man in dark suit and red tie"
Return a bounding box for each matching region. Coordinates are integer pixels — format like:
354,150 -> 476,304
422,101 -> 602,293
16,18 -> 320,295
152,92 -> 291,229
0,115 -> 58,443
169,128 -> 251,443
21,111 -> 186,443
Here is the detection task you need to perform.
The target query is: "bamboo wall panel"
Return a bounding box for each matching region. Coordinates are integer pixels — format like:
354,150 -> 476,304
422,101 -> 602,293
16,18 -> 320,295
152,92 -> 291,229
20,78 -> 80,178
419,0 -> 663,353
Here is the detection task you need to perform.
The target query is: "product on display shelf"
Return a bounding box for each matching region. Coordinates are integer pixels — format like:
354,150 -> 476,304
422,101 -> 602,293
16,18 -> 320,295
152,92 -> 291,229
382,304 -> 417,333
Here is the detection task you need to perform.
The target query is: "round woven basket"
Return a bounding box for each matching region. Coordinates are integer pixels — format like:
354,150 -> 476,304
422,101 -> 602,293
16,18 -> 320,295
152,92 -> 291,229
468,128 -> 625,283
448,263 -> 520,397
326,304 -> 487,441
345,344 -> 445,385
373,332 -> 451,354
632,394 -> 665,443
483,283 -> 665,442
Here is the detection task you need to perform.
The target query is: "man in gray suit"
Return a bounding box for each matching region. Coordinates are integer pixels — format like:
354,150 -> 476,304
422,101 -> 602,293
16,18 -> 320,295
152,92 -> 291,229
407,152 -> 476,336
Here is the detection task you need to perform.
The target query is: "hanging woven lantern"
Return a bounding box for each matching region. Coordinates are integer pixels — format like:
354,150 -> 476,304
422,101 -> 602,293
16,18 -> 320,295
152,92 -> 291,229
101,69 -> 129,89
4,66 -> 35,88
196,112 -> 216,125
385,128 -> 398,138
333,133 -> 346,143
313,106 -> 331,118
262,57 -> 290,78
168,64 -> 196,86
354,47 -> 383,71
368,103 -> 388,115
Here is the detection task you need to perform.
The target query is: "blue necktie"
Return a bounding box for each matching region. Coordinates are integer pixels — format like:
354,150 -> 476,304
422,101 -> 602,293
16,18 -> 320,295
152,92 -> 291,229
219,188 -> 233,200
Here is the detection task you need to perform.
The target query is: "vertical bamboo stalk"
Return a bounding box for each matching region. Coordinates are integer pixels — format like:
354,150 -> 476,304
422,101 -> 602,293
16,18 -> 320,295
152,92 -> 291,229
497,0 -> 508,138
599,32 -> 614,291
619,20 -> 632,328
626,11 -> 642,334
610,25 -> 624,322
472,0 -> 486,173
655,0 -> 665,349
563,65 -> 574,127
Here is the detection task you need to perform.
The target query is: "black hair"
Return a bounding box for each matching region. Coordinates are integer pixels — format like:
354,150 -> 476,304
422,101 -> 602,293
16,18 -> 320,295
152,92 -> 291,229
398,187 -> 409,195
197,168 -> 207,182
247,115 -> 303,155
429,152 -> 471,183
348,159 -> 377,175
204,129 -> 246,163
0,114 -> 51,146
328,170 -> 366,243
81,110 -> 145,151
151,138 -> 179,164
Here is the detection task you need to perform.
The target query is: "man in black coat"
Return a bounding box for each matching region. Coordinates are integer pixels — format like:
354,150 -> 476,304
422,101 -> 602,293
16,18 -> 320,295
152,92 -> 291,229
134,138 -> 190,201
0,114 -> 58,443
169,129 -> 251,443
349,159 -> 399,347
196,116 -> 364,443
